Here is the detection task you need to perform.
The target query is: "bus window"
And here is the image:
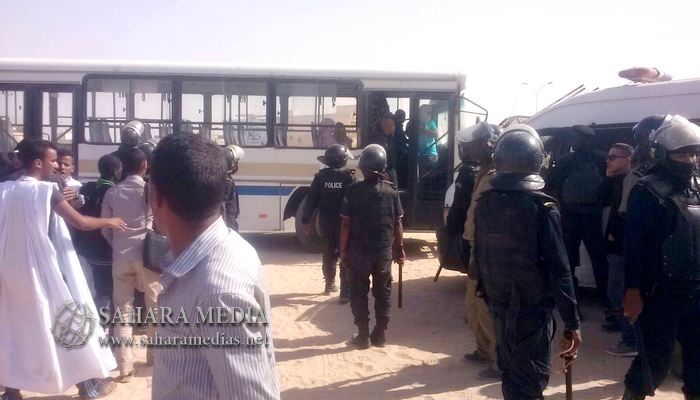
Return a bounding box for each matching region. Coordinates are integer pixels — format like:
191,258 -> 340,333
85,78 -> 172,143
275,82 -> 359,148
0,90 -> 24,153
42,92 -> 73,145
182,80 -> 267,146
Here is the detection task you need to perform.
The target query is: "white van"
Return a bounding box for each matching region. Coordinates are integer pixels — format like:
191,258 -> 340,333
440,77 -> 700,285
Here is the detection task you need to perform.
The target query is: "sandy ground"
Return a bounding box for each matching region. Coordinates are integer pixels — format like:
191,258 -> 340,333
19,231 -> 685,400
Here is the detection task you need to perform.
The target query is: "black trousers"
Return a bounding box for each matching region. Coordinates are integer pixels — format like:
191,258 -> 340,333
561,209 -> 610,307
89,262 -> 113,321
320,213 -> 348,295
625,288 -> 700,397
491,302 -> 554,400
346,247 -> 392,328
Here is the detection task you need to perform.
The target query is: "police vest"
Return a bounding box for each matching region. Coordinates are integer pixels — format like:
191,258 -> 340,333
317,168 -> 354,214
346,180 -> 399,249
475,189 -> 557,305
640,174 -> 700,281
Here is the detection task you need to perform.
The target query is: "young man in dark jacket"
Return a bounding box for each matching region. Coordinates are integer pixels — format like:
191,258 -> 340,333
75,154 -> 122,327
598,143 -> 638,356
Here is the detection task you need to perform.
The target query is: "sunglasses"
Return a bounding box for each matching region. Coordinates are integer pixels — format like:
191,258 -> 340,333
606,155 -> 630,161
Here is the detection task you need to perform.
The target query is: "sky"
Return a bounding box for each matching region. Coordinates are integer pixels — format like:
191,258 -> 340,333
2,0 -> 700,124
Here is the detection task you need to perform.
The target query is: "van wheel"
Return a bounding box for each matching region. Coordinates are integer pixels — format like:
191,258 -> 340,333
295,197 -> 324,253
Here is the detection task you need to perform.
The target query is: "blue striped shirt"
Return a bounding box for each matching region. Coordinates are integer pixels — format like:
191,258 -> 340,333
152,218 -> 280,400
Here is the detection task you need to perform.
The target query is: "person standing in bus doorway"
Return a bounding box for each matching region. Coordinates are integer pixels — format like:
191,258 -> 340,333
393,110 -> 409,188
417,104 -> 439,169
302,144 -> 355,301
474,125 -> 581,400
368,116 -> 398,186
0,139 -> 125,400
222,144 -> 244,232
621,116 -> 700,400
598,143 -> 639,356
340,144 -> 404,348
461,122 -> 500,379
545,125 -> 610,312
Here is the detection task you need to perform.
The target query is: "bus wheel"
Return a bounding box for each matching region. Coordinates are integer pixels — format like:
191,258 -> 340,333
295,197 -> 324,253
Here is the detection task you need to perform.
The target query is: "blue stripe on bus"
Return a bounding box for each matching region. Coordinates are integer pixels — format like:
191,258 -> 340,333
238,185 -> 296,196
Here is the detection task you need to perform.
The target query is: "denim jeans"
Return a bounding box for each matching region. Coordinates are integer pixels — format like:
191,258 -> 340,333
607,254 -> 637,347
624,288 -> 700,397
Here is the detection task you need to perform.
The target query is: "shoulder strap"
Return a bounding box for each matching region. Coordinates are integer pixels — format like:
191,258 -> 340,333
638,174 -> 674,203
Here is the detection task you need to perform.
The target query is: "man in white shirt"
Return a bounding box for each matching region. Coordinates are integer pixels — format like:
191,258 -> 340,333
101,147 -> 162,381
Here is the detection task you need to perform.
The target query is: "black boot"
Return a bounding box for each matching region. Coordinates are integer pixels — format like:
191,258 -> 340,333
370,325 -> 386,347
351,323 -> 371,350
622,387 -> 645,400
324,279 -> 339,294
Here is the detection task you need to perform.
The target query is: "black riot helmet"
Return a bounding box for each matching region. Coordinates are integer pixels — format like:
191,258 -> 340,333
120,120 -> 144,149
649,115 -> 700,160
490,124 -> 545,191
358,144 -> 387,174
137,141 -> 157,166
456,122 -> 499,165
633,114 -> 671,146
317,144 -> 349,168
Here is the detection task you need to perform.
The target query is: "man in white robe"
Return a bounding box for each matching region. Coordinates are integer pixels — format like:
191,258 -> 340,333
0,139 -> 126,400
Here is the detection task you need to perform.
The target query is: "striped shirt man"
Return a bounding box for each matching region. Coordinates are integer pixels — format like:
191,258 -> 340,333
152,218 -> 279,400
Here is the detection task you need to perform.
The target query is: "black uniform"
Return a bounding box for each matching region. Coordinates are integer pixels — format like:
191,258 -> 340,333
623,162 -> 700,398
340,179 -> 403,331
302,167 -> 355,293
223,177 -> 240,232
546,149 -> 610,306
446,164 -> 477,266
475,190 -> 579,400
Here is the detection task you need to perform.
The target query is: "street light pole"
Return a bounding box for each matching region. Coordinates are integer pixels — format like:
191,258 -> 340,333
522,82 -> 553,113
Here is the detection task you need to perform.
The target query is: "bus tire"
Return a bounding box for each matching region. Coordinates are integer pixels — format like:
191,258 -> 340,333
295,197 -> 324,253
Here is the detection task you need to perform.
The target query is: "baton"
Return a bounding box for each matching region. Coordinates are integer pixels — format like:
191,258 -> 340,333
561,330 -> 575,400
398,260 -> 403,309
565,358 -> 573,400
433,233 -> 455,282
633,322 -> 654,394
609,308 -> 654,392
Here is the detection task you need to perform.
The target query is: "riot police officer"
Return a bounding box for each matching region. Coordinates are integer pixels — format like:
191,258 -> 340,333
474,124 -> 581,399
222,144 -> 245,232
302,144 -> 356,300
619,114 -> 671,216
446,122 -> 502,267
621,115 -> 700,400
339,144 -> 404,349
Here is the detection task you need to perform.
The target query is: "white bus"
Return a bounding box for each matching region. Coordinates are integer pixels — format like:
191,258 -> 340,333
0,59 -> 486,251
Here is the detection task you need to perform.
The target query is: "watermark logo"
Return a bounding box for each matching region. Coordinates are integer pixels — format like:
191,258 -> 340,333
51,301 -> 96,348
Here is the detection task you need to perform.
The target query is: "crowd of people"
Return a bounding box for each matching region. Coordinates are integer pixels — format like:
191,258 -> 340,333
0,125 -> 278,399
446,116 -> 700,399
2,110 -> 700,400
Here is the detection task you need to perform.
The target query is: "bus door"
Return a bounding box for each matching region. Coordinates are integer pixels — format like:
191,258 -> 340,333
0,84 -> 77,154
404,96 -> 455,229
